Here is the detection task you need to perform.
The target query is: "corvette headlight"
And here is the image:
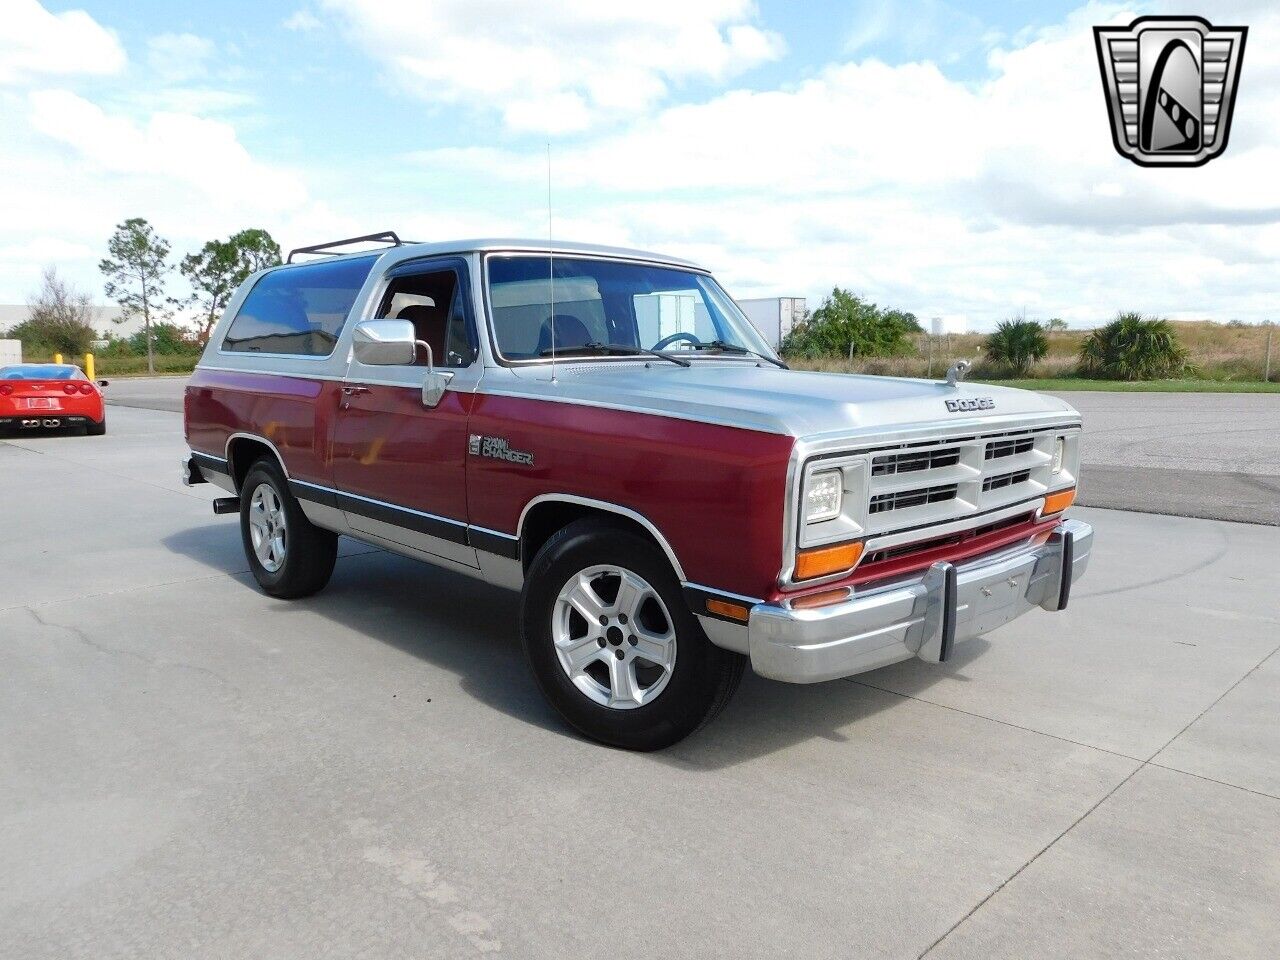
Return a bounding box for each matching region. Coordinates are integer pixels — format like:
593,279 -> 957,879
803,470 -> 843,524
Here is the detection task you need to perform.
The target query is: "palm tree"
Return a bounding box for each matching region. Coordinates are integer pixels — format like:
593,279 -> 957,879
1079,312 -> 1188,380
984,318 -> 1049,377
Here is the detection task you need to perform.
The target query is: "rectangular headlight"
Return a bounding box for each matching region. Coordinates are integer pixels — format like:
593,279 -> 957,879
804,470 -> 843,524
1052,437 -> 1065,474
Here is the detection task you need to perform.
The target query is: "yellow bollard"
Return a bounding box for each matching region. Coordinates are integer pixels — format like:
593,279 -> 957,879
85,353 -> 95,381
54,352 -> 63,364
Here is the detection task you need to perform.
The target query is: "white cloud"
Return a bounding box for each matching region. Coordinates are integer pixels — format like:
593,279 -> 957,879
0,88 -> 331,303
146,32 -> 216,84
27,90 -> 307,211
323,0 -> 784,132
283,9 -> 323,32
0,0 -> 126,84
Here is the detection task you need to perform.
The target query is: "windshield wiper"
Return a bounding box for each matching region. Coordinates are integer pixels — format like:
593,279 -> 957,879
683,340 -> 788,369
539,342 -> 691,367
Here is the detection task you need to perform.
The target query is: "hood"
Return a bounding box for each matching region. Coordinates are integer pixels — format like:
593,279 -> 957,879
502,360 -> 1080,440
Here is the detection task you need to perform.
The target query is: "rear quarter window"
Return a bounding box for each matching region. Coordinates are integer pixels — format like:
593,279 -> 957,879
222,255 -> 378,356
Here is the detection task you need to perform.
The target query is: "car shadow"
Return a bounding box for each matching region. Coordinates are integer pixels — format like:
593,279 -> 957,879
162,523 -> 976,769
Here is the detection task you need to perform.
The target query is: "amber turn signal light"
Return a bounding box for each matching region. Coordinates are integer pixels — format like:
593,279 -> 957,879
1042,488 -> 1076,516
790,588 -> 850,610
795,541 -> 864,580
705,599 -> 750,622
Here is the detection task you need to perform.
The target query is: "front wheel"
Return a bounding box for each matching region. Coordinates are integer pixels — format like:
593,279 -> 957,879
239,458 -> 338,598
521,519 -> 744,750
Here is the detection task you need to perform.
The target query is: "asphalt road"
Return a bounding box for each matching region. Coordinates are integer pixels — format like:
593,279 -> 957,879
105,377 -> 1280,524
2,407 -> 1278,959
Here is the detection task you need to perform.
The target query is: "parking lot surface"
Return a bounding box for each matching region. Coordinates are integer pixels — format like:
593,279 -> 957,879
3,407 -> 1278,959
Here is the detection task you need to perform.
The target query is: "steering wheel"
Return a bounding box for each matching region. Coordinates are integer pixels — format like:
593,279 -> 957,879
651,331 -> 701,351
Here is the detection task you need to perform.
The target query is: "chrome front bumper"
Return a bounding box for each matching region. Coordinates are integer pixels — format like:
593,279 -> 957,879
749,519 -> 1093,683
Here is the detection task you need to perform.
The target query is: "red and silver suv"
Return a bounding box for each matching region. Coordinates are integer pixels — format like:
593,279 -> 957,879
183,233 -> 1092,749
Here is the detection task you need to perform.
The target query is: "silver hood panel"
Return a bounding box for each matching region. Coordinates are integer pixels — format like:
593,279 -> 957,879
494,361 -> 1081,440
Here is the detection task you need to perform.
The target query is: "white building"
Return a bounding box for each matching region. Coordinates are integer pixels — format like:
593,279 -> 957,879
737,297 -> 807,350
0,303 -> 131,338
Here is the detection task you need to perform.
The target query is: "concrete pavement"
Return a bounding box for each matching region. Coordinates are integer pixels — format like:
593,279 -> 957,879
2,406 -> 1278,959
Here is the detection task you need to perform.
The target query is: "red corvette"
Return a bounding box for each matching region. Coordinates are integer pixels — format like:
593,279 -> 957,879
0,364 -> 108,435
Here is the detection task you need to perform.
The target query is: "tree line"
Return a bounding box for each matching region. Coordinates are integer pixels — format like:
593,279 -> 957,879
5,218 -> 282,375
781,287 -> 1195,381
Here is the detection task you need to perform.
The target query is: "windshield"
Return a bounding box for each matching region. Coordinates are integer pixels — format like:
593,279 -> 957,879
486,255 -> 776,362
0,365 -> 85,380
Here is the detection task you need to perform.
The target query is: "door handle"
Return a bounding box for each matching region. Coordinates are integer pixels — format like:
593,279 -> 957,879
342,386 -> 370,396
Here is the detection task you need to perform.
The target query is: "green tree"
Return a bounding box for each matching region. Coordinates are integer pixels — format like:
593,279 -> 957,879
984,318 -> 1049,377
1045,317 -> 1068,332
179,228 -> 282,345
780,287 -> 918,359
1079,312 -> 1189,380
6,267 -> 97,356
99,218 -> 172,375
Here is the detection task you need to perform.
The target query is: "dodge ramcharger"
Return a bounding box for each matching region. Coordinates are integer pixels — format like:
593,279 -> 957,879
182,233 -> 1092,749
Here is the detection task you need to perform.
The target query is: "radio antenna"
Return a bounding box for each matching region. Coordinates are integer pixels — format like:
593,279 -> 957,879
546,141 -> 557,384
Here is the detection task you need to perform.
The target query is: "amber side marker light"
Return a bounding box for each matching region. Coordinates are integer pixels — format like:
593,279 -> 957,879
795,541 -> 864,580
1043,488 -> 1076,516
791,588 -> 850,610
706,599 -> 750,622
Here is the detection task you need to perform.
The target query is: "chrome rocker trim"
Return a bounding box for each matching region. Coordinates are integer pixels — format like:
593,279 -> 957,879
748,518 -> 1093,684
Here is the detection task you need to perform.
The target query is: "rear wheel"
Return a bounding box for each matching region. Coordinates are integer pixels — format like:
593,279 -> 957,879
239,458 -> 337,598
85,414 -> 106,436
521,519 -> 744,750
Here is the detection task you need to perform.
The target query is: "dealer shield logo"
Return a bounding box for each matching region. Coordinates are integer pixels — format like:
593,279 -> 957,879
1094,16 -> 1246,167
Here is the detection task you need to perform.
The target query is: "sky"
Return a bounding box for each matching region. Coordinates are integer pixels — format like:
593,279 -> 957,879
0,0 -> 1277,331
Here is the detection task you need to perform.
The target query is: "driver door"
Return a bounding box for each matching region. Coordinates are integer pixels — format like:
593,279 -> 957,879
330,257 -> 481,566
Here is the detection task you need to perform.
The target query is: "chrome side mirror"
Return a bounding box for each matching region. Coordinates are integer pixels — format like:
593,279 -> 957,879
352,319 -> 416,366
413,339 -> 455,408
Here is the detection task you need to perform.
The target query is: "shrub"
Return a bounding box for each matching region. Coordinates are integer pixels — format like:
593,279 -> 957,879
6,267 -> 97,356
984,318 -> 1049,377
780,288 -> 919,359
127,321 -> 198,355
1079,312 -> 1189,380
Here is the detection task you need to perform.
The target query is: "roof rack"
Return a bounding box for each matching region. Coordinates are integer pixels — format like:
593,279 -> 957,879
286,231 -> 408,263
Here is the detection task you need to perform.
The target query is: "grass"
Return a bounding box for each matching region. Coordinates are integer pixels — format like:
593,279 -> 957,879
788,321 -> 1278,391
22,352 -> 201,377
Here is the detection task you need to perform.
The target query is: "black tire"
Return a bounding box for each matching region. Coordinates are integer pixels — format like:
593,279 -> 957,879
85,415 -> 106,436
239,458 -> 338,598
521,519 -> 745,750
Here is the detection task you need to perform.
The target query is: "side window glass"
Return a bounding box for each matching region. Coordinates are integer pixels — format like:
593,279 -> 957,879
444,285 -> 477,367
223,255 -> 377,355
377,265 -> 476,368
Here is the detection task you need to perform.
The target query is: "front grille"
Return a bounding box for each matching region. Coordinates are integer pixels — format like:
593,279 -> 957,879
985,437 -> 1034,460
869,482 -> 958,514
982,469 -> 1031,492
872,447 -> 961,476
854,425 -> 1071,535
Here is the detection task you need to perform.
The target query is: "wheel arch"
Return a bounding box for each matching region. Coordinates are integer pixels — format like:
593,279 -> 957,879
225,433 -> 289,492
517,494 -> 686,581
